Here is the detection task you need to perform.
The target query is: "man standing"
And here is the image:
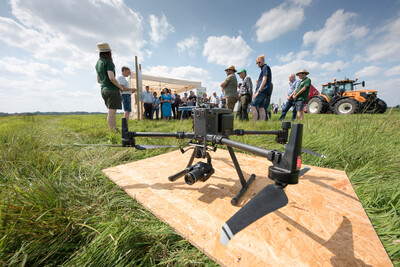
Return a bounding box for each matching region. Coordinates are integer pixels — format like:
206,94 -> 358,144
188,90 -> 197,106
251,54 -> 272,121
237,69 -> 253,121
117,66 -> 136,121
279,73 -> 299,121
210,92 -> 220,107
171,91 -> 176,119
293,69 -> 311,120
220,90 -> 227,108
141,86 -> 153,119
220,65 -> 238,112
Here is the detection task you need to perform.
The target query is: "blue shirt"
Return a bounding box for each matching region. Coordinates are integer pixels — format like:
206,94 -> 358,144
220,93 -> 226,104
256,64 -> 272,96
141,91 -> 153,103
152,96 -> 160,109
288,79 -> 299,95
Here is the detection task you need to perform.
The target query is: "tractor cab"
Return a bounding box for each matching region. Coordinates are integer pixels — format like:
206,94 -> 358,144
321,79 -> 364,101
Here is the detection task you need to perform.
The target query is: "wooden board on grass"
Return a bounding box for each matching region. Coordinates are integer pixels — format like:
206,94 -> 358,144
102,149 -> 392,266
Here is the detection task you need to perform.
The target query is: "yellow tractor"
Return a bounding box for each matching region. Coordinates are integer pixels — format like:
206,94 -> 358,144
306,79 -> 387,115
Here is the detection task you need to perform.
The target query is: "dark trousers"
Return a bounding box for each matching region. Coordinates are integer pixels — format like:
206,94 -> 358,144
144,103 -> 153,119
152,108 -> 159,120
263,95 -> 271,121
171,104 -> 176,119
237,95 -> 251,121
279,99 -> 296,121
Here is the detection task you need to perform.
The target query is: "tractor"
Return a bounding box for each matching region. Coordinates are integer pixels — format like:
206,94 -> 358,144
306,79 -> 387,115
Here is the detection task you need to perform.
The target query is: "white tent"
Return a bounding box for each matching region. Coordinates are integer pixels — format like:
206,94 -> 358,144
130,73 -> 201,95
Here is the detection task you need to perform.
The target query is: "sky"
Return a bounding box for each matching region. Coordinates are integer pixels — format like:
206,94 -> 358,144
1,0 -> 400,113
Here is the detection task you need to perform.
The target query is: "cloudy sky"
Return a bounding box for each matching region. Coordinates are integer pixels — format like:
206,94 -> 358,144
1,0 -> 400,113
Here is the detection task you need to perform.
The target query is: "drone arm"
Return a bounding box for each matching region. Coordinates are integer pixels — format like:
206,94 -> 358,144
207,134 -> 276,159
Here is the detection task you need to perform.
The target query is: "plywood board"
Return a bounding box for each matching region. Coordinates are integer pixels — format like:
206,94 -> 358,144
102,149 -> 392,266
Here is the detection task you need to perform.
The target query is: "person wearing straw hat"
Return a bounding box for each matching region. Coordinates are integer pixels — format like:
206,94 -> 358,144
293,69 -> 311,120
220,65 -> 239,112
95,42 -> 123,131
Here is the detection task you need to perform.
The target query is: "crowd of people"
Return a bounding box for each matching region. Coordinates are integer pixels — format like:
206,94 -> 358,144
95,43 -> 312,131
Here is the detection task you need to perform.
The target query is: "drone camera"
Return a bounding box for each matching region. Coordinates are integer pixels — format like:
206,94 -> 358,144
184,162 -> 215,185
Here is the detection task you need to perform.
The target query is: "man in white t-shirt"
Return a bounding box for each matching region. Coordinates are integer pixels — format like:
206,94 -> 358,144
117,66 -> 136,120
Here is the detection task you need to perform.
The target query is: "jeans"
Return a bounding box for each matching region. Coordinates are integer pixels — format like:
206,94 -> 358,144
152,108 -> 159,120
279,99 -> 297,121
263,95 -> 271,121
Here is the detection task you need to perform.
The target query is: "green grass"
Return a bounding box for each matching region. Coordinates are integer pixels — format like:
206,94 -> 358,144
0,110 -> 399,266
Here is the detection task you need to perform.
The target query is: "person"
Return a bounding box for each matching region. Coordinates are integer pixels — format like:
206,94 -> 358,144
152,91 -> 160,120
210,92 -> 220,107
251,54 -> 272,121
220,65 -> 239,112
220,90 -> 227,108
141,86 -> 153,119
117,66 -> 136,121
237,69 -> 253,121
202,93 -> 209,104
175,93 -> 182,118
95,43 -> 123,131
161,88 -> 172,120
171,91 -> 176,119
182,92 -> 188,105
188,90 -> 197,106
293,69 -> 311,120
279,74 -> 299,121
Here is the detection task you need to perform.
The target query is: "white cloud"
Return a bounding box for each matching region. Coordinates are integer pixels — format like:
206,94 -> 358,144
385,65 -> 400,76
255,1 -> 310,43
202,35 -> 253,67
149,14 -> 175,44
177,36 -> 199,57
355,66 -> 384,78
303,9 -> 369,55
144,65 -> 209,83
277,52 -> 295,63
0,0 -> 146,70
364,16 -> 400,62
320,60 -> 349,73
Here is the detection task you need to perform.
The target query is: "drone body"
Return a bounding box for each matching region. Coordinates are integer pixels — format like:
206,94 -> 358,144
121,106 -> 304,245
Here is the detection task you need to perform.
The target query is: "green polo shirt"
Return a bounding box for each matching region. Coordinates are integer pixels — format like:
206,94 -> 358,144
95,58 -> 120,91
295,77 -> 311,101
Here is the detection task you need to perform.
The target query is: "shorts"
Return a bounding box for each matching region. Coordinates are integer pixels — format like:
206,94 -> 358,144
250,93 -> 266,108
101,89 -> 122,110
121,94 -> 132,112
295,100 -> 306,111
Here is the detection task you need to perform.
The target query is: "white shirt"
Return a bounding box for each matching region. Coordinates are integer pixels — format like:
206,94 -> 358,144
117,75 -> 131,95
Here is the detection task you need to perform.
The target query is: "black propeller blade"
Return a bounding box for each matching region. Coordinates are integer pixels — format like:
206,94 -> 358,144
220,184 -> 288,246
72,143 -> 175,150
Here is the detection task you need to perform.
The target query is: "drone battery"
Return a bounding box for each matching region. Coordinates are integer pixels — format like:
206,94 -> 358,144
193,108 -> 233,136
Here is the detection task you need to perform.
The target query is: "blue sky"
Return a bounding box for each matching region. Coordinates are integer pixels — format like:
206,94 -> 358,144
1,0 -> 400,113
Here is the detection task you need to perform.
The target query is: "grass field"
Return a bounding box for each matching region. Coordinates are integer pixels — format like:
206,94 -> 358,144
1,109 -> 400,266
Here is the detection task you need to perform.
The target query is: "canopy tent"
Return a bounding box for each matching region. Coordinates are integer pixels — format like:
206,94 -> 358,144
130,73 -> 202,95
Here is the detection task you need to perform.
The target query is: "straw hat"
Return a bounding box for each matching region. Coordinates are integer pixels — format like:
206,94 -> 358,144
97,43 -> 112,52
225,65 -> 237,72
296,69 -> 309,76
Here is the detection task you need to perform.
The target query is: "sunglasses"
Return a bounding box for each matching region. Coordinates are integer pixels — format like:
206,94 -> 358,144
256,61 -> 261,64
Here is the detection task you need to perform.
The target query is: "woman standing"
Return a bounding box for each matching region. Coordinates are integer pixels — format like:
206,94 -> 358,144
95,43 -> 123,131
161,88 -> 172,120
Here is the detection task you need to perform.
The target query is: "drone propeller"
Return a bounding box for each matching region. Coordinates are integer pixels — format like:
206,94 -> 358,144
72,143 -> 175,150
220,183 -> 288,246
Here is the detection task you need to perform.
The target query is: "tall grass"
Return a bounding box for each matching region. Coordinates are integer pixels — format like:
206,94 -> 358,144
0,110 -> 399,266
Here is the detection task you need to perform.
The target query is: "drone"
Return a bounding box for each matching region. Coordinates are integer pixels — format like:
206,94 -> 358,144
119,104 -> 315,245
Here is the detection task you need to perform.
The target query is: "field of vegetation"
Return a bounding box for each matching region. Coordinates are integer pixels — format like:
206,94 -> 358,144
1,109 -> 399,266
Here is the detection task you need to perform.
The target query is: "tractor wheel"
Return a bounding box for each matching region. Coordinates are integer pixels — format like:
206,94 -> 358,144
376,99 -> 387,113
334,98 -> 359,115
306,97 -> 327,114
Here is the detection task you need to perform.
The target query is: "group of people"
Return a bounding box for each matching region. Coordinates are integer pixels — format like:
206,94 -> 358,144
219,54 -> 312,122
95,43 -> 311,131
219,54 -> 273,122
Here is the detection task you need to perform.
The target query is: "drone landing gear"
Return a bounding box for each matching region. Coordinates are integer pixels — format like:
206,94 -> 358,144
168,145 -> 255,206
227,146 -> 255,206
